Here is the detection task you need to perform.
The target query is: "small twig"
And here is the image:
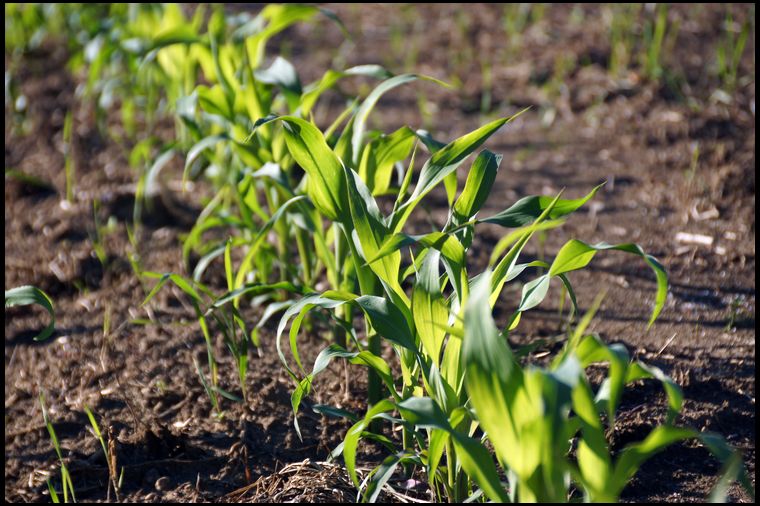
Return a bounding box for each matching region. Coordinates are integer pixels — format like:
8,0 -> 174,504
655,333 -> 678,357
381,485 -> 431,503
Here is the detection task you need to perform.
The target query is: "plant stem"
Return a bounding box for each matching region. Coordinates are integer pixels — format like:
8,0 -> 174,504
341,224 -> 384,431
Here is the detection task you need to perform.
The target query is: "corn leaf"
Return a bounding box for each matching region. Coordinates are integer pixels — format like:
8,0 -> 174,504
5,285 -> 55,341
548,240 -> 668,328
452,150 -> 502,223
412,250 -> 448,367
391,114 -> 522,234
300,64 -> 392,116
480,183 -> 604,228
351,74 -> 447,166
344,399 -> 396,486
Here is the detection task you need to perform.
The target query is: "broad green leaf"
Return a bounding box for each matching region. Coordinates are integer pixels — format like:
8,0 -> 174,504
452,149 -> 502,223
278,116 -> 349,222
412,250 -> 448,367
571,374 -> 612,500
366,230 -> 467,300
516,274 -> 551,312
450,432 -> 511,503
196,84 -> 233,119
244,4 -> 324,69
396,396 -> 450,430
355,295 -> 415,351
254,56 -> 302,111
463,271 -> 521,471
254,56 -> 302,94
360,126 -> 416,195
343,166 -> 407,304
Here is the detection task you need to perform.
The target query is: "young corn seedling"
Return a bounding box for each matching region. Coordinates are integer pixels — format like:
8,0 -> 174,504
83,405 -> 122,501
715,12 -> 751,93
39,393 -> 76,503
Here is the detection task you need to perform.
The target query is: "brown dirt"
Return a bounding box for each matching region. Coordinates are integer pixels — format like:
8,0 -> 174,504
5,3 -> 755,503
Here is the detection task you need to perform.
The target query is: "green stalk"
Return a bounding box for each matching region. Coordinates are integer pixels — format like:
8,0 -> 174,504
294,227 -> 312,286
446,440 -> 456,502
341,224 -> 383,428
400,383 -> 415,476
332,223 -> 350,346
263,184 -> 288,282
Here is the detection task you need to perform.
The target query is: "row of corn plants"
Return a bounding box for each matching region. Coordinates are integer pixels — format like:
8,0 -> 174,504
258,114 -> 753,502
110,4 -> 754,502
7,3 -> 754,502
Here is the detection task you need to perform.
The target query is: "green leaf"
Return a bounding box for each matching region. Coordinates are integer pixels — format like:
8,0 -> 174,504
254,56 -> 302,111
462,271 -> 520,467
184,134 -> 228,185
355,295 -> 415,351
276,116 -> 349,222
5,285 -> 56,341
300,65 -> 392,116
233,195 -> 308,290
351,74 -> 447,166
363,452 -> 416,503
489,193 -> 563,306
254,56 -> 302,94
412,250 -> 448,367
210,281 -> 304,312
361,126 -> 416,195
548,240 -> 668,328
197,85 -> 233,119
480,183 -> 604,228
610,426 -> 695,496
344,399 -> 396,487
625,360 -> 683,424
392,113 -> 524,234
452,149 -> 502,223
516,274 -> 551,312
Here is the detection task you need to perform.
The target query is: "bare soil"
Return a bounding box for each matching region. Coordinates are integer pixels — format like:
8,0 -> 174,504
5,4 -> 755,502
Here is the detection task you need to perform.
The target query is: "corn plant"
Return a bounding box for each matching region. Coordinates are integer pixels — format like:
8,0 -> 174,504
83,405 -> 122,501
607,3 -> 643,78
459,272 -> 753,502
39,393 -> 76,503
248,97 -> 739,502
